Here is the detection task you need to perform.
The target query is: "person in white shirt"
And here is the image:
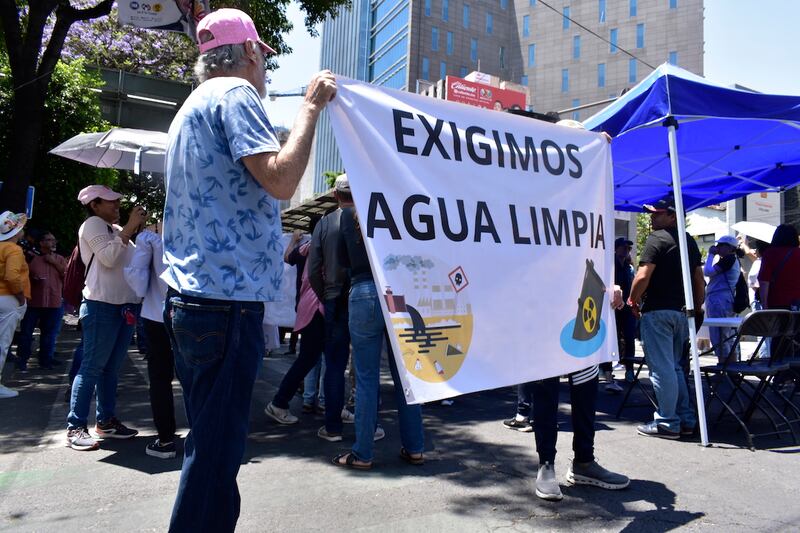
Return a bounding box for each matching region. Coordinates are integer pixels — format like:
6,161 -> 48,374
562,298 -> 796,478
66,185 -> 146,451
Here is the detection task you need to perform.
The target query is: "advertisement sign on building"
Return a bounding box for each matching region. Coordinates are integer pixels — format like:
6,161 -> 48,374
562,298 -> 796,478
119,0 -> 209,39
746,191 -> 781,226
445,75 -> 526,112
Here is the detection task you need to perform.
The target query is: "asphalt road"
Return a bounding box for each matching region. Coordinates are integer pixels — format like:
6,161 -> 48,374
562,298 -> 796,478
1,329 -> 798,532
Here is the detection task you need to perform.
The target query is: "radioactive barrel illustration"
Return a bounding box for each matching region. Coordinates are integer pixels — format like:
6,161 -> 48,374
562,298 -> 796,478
572,259 -> 606,341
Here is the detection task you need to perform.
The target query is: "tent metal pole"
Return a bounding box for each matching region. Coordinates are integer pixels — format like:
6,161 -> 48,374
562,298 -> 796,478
666,121 -> 710,447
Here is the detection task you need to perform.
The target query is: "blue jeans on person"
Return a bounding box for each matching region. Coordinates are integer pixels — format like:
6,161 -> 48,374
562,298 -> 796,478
273,311 -> 325,409
67,300 -> 139,429
68,335 -> 83,383
640,310 -> 697,433
17,304 -> 64,368
349,280 -> 424,463
706,291 -> 737,363
164,289 -> 264,533
322,296 -> 351,434
303,358 -> 326,407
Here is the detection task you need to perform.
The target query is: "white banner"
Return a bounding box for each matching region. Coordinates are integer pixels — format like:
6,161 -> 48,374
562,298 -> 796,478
328,77 -> 617,404
119,0 -> 209,39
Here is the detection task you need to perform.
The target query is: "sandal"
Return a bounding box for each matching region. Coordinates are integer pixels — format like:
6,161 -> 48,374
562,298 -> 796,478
399,447 -> 424,465
332,452 -> 372,470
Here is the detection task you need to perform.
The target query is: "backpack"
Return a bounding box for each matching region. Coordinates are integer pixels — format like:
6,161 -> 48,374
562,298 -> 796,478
63,245 -> 94,308
732,271 -> 749,314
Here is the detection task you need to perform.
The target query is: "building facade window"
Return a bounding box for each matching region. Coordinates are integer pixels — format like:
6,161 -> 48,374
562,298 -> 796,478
499,46 -> 505,68
630,0 -> 637,17
573,35 -> 581,59
470,38 -> 478,62
432,26 -> 439,51
636,23 -> 645,48
629,59 -> 637,83
599,0 -> 606,22
440,61 -> 447,80
530,0 -> 536,6
669,51 -> 678,65
463,4 -> 470,28
460,66 -> 468,77
447,31 -> 454,55
521,74 -> 528,86
442,0 -> 449,21
563,6 -> 570,29
670,0 -> 677,8
598,63 -> 605,87
501,0 -> 508,9
486,12 -> 493,34
572,99 -> 580,120
425,0 -> 431,17
522,15 -> 529,37
422,56 -> 429,80
527,43 -> 535,67
561,68 -> 569,92
610,28 -> 618,53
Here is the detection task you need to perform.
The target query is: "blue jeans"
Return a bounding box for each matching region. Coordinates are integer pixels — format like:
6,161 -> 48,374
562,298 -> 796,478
164,290 -> 264,533
640,310 -> 697,432
349,280 -> 424,463
706,291 -> 737,363
322,296 -> 351,434
67,300 -> 139,428
17,304 -> 64,368
303,358 -> 326,407
69,335 -> 83,383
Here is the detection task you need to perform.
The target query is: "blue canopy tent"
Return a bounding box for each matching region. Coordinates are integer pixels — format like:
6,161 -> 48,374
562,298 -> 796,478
584,63 -> 800,446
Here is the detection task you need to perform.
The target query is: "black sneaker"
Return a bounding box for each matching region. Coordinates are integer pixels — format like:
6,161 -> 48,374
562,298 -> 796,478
95,418 -> 138,439
680,425 -> 698,438
637,421 -> 679,440
146,439 -> 177,459
502,418 -> 533,432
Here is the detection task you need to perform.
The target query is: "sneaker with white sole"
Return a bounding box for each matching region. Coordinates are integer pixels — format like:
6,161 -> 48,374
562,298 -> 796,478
341,408 -> 355,424
535,462 -> 563,501
94,418 -> 138,439
67,427 -> 99,451
0,384 -> 19,399
374,426 -> 386,441
317,426 -> 343,442
264,402 -> 299,425
146,439 -> 177,459
566,460 -> 630,490
502,417 -> 533,432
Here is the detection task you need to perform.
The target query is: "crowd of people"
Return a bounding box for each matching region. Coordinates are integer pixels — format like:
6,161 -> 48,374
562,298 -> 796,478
1,6 -> 800,532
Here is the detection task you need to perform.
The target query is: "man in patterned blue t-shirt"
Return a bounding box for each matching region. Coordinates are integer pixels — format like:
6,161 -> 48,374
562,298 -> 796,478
161,8 -> 336,532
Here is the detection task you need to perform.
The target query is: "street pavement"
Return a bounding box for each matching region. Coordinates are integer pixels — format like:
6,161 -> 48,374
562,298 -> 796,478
1,328 -> 798,532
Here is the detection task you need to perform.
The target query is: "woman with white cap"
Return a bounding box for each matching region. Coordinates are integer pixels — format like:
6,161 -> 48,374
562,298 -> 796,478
704,235 -> 742,364
0,211 -> 30,398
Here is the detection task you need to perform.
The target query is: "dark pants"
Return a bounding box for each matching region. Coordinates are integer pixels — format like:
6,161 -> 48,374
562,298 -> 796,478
601,307 -> 636,373
532,371 -> 598,464
164,290 -> 265,533
516,382 -> 534,419
143,318 -> 176,443
17,305 -> 64,368
322,296 -> 351,434
273,312 -> 325,409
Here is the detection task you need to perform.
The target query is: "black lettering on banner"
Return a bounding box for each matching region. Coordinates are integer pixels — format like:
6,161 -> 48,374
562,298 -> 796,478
419,115 -> 451,159
466,126 -> 492,166
540,139 -> 565,175
438,198 -> 469,241
393,109 -> 418,155
448,121 -> 463,161
595,214 -> 606,249
506,134 -> 539,172
474,201 -> 501,243
509,205 -> 531,244
572,210 -> 588,247
566,144 -> 583,178
491,129 -> 505,167
542,208 -> 570,246
528,206 -> 542,245
367,192 -> 401,239
403,194 -> 436,240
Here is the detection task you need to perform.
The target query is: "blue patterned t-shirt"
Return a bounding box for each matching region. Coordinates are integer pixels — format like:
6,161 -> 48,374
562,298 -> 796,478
162,77 -> 283,302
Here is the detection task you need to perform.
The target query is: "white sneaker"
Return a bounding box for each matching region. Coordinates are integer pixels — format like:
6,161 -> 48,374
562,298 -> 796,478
341,408 -> 355,424
374,426 -> 386,441
264,402 -> 299,425
0,384 -> 19,399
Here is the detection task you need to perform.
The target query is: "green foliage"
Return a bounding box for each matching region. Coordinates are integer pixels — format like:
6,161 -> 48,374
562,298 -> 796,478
635,212 -> 650,263
322,170 -> 343,189
0,56 -> 116,252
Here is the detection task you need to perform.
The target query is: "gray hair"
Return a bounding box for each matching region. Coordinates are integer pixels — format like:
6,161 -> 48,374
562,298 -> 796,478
193,43 -> 250,83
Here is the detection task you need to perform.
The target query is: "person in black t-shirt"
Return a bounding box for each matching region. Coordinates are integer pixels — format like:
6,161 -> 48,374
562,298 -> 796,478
627,197 -> 705,440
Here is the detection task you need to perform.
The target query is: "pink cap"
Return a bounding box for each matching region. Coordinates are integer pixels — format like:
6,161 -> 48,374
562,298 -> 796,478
77,184 -> 122,205
196,9 -> 276,55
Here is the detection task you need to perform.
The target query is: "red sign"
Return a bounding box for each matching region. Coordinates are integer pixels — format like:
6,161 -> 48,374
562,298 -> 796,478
445,75 -> 526,111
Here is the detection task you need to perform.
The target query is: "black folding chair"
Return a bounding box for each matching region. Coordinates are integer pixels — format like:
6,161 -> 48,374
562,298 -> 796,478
702,310 -> 797,449
615,356 -> 658,419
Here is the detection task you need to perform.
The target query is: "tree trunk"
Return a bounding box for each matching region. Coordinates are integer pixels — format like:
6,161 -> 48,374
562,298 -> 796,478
1,86 -> 46,213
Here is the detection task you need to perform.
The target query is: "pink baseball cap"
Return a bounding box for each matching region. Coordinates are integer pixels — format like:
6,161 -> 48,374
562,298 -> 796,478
77,184 -> 122,205
196,9 -> 276,55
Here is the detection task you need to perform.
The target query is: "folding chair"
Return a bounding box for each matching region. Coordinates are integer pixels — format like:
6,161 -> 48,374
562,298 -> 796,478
615,355 -> 658,419
772,312 -> 800,427
702,310 -> 797,449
